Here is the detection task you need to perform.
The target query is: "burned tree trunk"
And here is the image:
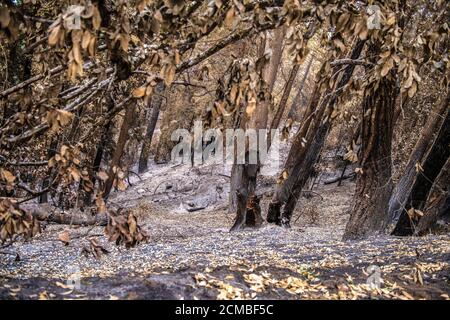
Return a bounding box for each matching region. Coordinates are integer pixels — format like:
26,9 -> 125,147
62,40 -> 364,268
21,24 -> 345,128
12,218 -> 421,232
84,94 -> 116,205
387,91 -> 450,230
267,40 -> 365,227
278,122 -> 330,226
138,82 -> 165,173
391,104 -> 450,235
230,32 -> 285,230
104,102 -> 136,198
414,157 -> 450,235
266,66 -> 327,226
343,48 -> 396,240
270,64 -> 299,130
287,56 -> 314,121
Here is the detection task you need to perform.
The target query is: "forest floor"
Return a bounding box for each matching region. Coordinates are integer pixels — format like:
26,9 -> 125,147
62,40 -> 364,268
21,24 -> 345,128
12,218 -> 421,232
0,160 -> 449,300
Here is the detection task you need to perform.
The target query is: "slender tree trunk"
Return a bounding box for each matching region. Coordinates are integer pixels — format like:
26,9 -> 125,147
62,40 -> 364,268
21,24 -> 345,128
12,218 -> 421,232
264,26 -> 285,93
287,56 -> 314,121
84,94 -> 116,205
267,40 -> 366,227
343,45 -> 396,240
270,64 -> 299,131
391,104 -> 450,235
154,85 -> 195,164
104,102 -> 136,198
39,139 -> 58,203
266,63 -> 328,226
414,157 -> 449,235
387,91 -> 450,230
138,82 -> 165,173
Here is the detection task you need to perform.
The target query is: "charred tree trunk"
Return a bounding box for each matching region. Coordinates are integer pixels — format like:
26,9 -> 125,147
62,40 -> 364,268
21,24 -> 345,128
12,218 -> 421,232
343,46 -> 396,240
279,122 -> 330,225
138,82 -> 165,173
270,64 -> 299,130
387,91 -> 450,230
104,102 -> 136,198
39,139 -> 58,203
391,104 -> 450,235
414,157 -> 450,235
266,65 -> 327,226
84,94 -> 116,205
287,56 -> 314,121
230,34 -> 281,230
267,40 -> 365,227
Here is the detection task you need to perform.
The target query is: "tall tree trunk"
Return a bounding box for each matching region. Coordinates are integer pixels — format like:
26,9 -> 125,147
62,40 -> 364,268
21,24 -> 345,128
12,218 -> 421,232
266,62 -> 327,226
391,104 -> 450,235
267,40 -> 365,227
270,64 -> 299,130
84,94 -> 116,205
39,139 -> 58,203
387,91 -> 450,230
287,56 -> 314,121
229,32 -> 283,230
104,102 -> 136,198
414,157 -> 450,235
264,26 -> 285,93
277,121 -> 330,225
343,45 -> 396,240
138,82 -> 165,173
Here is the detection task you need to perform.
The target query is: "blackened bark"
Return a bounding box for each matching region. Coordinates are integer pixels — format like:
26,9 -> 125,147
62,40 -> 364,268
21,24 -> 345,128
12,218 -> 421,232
343,45 -> 395,239
267,40 -> 365,227
414,157 -> 450,235
104,102 -> 136,198
270,64 -> 299,130
39,139 -> 58,203
392,105 -> 450,235
279,122 -> 330,226
387,91 -> 450,230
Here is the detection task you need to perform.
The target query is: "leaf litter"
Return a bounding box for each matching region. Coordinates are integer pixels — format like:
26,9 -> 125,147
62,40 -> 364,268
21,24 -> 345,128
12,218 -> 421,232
0,162 -> 449,300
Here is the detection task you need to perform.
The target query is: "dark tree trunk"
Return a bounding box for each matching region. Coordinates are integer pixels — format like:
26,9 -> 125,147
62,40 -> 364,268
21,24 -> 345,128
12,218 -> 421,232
343,44 -> 396,239
266,68 -> 328,226
387,91 -> 450,230
138,82 -> 165,173
287,56 -> 314,121
230,34 -> 282,230
104,102 -> 136,198
267,40 -> 365,227
39,139 -> 58,203
392,104 -> 450,235
270,64 -> 299,130
84,95 -> 116,205
414,157 -> 450,235
278,122 -> 330,225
